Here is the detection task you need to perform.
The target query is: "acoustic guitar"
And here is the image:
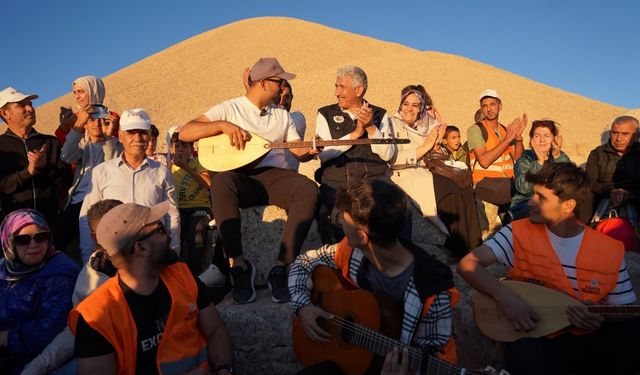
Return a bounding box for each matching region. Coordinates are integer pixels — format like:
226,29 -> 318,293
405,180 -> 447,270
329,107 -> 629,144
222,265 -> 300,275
474,280 -> 640,342
292,266 -> 508,375
197,131 -> 410,172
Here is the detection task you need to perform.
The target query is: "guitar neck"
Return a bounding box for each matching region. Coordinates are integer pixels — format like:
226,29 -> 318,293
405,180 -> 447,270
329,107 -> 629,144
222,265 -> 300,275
588,305 -> 640,315
334,318 -> 463,374
266,138 -> 407,149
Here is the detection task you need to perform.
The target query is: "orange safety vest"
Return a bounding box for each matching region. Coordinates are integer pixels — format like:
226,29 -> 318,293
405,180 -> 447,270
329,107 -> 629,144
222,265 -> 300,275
469,121 -> 515,183
510,219 -> 624,337
335,239 -> 459,364
69,263 -> 209,375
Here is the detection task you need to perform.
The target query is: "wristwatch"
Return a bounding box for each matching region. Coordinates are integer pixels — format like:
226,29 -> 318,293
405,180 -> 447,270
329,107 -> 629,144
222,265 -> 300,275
216,364 -> 235,374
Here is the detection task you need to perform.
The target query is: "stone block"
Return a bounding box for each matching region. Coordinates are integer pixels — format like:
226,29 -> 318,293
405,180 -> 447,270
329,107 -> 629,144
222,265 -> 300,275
218,289 -> 302,375
239,206 -> 322,286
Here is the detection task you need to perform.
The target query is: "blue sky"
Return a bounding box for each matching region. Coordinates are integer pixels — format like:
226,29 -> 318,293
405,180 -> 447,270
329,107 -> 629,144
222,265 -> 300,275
2,0 -> 638,108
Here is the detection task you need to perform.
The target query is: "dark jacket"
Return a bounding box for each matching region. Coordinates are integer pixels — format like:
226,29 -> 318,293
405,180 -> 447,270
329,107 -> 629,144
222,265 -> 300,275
0,252 -> 79,374
315,103 -> 389,185
0,128 -> 72,224
585,141 -> 640,210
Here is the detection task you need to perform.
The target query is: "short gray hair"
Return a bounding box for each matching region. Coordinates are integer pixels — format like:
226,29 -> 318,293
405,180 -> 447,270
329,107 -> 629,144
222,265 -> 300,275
336,65 -> 368,96
611,115 -> 639,129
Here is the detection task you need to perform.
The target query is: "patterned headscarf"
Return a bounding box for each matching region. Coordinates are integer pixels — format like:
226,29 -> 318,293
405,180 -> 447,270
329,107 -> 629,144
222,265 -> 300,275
398,88 -> 428,124
72,75 -> 106,107
396,89 -> 438,136
1,209 -> 55,277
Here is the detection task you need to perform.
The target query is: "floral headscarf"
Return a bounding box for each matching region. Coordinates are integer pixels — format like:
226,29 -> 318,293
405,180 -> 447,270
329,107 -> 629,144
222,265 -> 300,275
1,209 -> 55,277
396,89 -> 439,136
72,75 -> 106,107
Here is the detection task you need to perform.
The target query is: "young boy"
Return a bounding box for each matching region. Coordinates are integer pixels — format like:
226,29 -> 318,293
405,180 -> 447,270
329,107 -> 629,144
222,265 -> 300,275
441,125 -> 470,167
170,132 -> 221,283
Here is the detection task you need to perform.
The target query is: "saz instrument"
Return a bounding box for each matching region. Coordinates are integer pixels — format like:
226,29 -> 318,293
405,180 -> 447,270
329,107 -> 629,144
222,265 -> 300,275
292,266 -> 508,375
474,280 -> 640,342
197,131 -> 409,172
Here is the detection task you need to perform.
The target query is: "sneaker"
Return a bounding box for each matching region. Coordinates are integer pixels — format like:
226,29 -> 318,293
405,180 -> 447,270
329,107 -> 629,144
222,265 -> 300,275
267,265 -> 291,303
230,261 -> 256,304
198,264 -> 226,287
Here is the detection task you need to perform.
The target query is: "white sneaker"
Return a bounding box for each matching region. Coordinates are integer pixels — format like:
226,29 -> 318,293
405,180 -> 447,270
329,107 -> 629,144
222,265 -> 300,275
198,264 -> 226,287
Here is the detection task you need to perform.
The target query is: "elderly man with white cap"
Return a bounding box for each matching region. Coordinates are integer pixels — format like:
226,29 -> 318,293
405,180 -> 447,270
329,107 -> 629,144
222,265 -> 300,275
180,57 -> 319,305
467,89 -> 527,235
78,109 -> 180,263
0,87 -> 72,225
69,201 -> 234,375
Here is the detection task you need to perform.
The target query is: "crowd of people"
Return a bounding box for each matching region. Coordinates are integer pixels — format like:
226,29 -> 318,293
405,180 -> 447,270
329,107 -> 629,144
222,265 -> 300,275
0,55 -> 639,374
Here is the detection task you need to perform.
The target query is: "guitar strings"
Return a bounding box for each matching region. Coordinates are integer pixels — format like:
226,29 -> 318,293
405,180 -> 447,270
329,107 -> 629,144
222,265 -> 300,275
477,307 -> 638,314
324,316 -> 476,374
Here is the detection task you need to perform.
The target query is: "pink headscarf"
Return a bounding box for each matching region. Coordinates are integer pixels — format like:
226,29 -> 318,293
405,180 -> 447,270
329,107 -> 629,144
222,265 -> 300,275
1,209 -> 55,276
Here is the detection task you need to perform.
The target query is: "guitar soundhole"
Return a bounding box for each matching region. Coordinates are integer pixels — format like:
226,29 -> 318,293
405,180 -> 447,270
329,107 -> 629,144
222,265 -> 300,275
340,316 -> 355,343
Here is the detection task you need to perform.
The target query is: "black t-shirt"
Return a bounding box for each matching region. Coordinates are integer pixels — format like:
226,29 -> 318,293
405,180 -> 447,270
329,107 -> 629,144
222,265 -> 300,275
74,273 -> 211,375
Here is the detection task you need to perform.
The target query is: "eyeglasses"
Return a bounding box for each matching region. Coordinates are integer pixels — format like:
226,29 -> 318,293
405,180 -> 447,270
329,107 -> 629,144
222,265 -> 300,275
136,222 -> 167,242
263,78 -> 285,87
87,104 -> 110,120
14,232 -> 51,247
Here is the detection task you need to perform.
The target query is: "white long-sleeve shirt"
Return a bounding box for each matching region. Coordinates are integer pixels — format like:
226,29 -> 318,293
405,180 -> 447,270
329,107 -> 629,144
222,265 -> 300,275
78,155 -> 180,262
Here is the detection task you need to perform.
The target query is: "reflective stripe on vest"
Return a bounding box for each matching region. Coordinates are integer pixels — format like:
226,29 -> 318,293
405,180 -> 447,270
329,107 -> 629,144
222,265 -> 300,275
69,263 -> 209,375
159,346 -> 209,375
470,122 -> 515,183
510,219 -> 623,303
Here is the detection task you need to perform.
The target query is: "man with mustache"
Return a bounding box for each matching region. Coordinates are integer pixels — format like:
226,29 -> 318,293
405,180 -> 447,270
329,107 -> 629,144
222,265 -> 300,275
69,201 -> 234,375
0,87 -> 72,224
78,109 -> 180,263
314,65 -> 395,244
586,115 -> 640,225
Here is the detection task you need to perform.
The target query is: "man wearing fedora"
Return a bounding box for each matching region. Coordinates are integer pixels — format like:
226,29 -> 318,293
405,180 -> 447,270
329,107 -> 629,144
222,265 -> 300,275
0,87 -> 72,224
180,57 -> 319,305
70,201 -> 234,375
79,109 -> 180,264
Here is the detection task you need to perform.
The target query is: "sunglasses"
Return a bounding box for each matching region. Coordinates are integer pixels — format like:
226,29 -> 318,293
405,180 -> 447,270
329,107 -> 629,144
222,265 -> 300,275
137,222 -> 167,242
14,232 -> 51,247
263,78 -> 285,87
87,104 -> 111,120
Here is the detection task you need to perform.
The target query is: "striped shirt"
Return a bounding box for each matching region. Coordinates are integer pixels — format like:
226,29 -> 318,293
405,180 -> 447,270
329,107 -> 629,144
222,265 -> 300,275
486,224 -> 636,305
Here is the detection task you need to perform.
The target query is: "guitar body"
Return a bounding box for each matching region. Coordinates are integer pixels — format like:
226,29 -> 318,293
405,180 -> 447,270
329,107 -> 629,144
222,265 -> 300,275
198,131 -> 412,172
197,132 -> 271,172
474,280 -> 575,342
292,266 -> 402,375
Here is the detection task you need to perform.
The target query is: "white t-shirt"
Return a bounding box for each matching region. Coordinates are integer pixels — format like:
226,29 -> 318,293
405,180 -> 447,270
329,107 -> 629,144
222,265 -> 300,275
203,96 -> 301,169
485,223 -> 637,305
284,111 -> 307,171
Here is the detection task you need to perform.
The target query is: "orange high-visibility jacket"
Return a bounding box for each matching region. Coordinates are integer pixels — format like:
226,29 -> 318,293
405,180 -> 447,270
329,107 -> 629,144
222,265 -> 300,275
69,262 -> 209,375
469,121 -> 515,184
509,219 -> 624,302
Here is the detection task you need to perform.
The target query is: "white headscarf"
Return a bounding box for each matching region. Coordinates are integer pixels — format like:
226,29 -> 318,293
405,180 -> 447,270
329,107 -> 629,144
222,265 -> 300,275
72,75 -> 106,107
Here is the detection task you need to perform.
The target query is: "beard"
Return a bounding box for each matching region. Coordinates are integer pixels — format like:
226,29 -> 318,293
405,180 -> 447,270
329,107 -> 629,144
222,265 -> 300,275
151,237 -> 179,269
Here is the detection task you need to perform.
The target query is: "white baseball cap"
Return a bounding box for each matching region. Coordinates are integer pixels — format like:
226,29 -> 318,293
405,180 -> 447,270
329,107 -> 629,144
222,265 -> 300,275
120,108 -> 151,131
0,87 -> 39,108
479,89 -> 501,102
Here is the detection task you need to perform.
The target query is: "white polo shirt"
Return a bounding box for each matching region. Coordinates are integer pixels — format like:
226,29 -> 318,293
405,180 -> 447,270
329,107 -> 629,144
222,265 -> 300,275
203,96 -> 301,169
